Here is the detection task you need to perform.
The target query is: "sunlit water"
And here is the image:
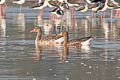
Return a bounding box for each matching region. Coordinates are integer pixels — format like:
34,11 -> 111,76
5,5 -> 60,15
0,6 -> 120,80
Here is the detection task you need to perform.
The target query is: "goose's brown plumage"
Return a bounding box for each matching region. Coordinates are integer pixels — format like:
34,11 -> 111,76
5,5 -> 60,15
31,27 -> 64,46
58,31 -> 93,48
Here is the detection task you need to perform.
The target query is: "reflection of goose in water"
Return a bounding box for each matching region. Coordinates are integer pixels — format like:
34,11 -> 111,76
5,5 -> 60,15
33,44 -> 41,61
34,44 -> 68,62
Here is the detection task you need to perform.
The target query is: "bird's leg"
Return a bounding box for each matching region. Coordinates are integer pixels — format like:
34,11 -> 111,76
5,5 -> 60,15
100,12 -> 103,18
73,6 -> 76,16
103,12 -> 105,18
101,12 -> 105,18
110,9 -> 113,18
93,12 -> 96,18
118,10 -> 120,18
71,7 -> 74,18
0,4 -> 2,17
65,9 -> 68,18
51,13 -> 55,20
115,10 -> 119,18
20,4 -> 22,13
51,8 -> 55,20
39,8 -> 43,19
3,3 -> 7,16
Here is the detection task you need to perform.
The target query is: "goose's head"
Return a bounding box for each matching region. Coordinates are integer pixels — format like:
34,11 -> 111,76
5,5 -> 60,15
58,31 -> 68,36
31,27 -> 41,33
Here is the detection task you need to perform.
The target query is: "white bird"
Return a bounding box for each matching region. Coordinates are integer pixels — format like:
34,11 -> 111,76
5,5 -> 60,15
31,0 -> 59,18
96,0 -> 108,12
88,3 -> 101,18
31,0 -> 55,10
95,0 -> 109,18
110,0 -> 120,6
75,3 -> 88,13
86,0 -> 94,4
0,0 -> 6,4
38,0 -> 42,3
64,0 -> 79,7
13,0 -> 25,13
58,0 -> 64,3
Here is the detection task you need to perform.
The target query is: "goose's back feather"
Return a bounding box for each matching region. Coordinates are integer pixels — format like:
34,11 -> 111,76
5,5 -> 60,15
68,36 -> 92,47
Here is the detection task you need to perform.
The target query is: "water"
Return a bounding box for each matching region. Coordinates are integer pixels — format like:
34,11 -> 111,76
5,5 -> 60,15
0,6 -> 120,80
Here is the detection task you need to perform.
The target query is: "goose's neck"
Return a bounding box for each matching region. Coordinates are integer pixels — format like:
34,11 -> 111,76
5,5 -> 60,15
36,31 -> 41,43
63,33 -> 68,46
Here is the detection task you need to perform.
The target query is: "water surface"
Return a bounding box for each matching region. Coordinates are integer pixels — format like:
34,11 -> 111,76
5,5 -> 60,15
0,6 -> 120,80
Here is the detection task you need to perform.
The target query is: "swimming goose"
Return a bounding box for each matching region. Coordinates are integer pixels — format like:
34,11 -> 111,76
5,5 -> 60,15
58,31 -> 93,48
31,27 -> 64,46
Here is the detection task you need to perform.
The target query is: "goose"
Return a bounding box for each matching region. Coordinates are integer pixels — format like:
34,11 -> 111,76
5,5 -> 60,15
31,27 -> 64,46
58,31 -> 93,48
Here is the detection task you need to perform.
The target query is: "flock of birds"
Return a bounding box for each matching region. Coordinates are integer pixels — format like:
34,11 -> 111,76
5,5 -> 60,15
0,0 -> 120,18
